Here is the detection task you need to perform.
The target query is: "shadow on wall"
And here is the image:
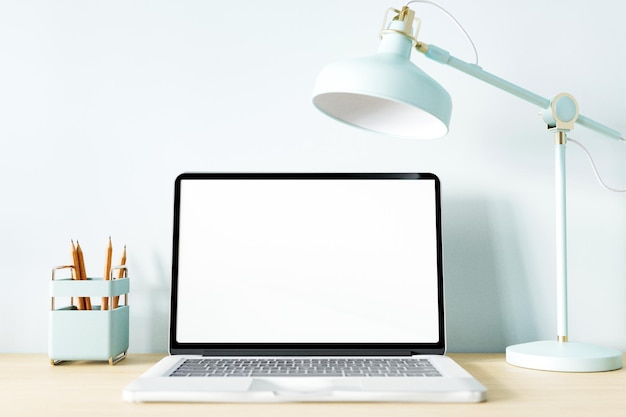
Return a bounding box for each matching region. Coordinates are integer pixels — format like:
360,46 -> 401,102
129,250 -> 170,353
442,196 -> 541,352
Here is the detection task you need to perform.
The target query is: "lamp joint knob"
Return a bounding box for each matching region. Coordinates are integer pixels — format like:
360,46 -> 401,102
542,92 -> 579,132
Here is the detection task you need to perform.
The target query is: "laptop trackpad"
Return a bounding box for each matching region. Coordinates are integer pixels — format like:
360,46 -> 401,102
251,378 -> 361,394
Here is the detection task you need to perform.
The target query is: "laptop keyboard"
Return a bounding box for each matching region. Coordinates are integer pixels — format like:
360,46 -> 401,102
169,358 -> 442,378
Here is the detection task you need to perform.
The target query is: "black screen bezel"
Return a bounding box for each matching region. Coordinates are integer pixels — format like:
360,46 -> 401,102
169,172 -> 446,356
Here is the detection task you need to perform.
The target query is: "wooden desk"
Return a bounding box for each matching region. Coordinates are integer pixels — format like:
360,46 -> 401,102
2,353 -> 625,416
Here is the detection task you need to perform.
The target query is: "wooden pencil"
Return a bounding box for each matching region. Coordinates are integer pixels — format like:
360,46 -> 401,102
112,245 -> 126,309
102,237 -> 112,311
76,241 -> 92,310
71,240 -> 86,310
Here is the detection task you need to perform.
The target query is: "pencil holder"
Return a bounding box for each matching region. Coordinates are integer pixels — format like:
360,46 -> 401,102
48,265 -> 130,365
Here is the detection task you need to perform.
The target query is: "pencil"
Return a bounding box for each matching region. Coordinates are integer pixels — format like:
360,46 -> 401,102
71,240 -> 86,310
102,237 -> 112,311
112,245 -> 126,309
76,241 -> 92,310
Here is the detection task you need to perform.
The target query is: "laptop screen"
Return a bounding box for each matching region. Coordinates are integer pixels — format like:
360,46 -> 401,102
170,173 -> 445,355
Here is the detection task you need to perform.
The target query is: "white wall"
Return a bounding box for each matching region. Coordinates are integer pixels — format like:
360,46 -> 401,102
1,0 -> 625,353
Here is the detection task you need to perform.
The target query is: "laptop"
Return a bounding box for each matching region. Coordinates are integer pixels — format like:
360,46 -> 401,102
123,172 -> 487,403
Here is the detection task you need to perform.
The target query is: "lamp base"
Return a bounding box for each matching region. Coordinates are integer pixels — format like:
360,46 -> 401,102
506,340 -> 623,372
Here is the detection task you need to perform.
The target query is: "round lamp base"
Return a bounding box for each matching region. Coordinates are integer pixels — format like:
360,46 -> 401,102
506,340 -> 622,372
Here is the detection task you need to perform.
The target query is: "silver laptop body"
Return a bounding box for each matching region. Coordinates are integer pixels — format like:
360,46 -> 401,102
123,173 -> 487,403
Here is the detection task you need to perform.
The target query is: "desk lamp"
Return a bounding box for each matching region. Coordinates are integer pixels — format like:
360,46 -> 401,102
312,1 -> 624,372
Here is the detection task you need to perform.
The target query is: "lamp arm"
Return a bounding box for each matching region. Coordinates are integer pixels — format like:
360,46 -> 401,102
576,114 -> 622,140
421,43 -> 623,139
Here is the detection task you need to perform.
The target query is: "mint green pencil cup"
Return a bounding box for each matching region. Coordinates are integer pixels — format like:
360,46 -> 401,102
48,265 -> 130,365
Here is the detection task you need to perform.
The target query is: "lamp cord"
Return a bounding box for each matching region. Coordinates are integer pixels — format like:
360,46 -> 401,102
404,0 -> 479,65
568,137 -> 626,193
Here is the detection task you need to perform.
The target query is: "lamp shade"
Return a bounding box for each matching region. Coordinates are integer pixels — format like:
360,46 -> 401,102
312,27 -> 452,139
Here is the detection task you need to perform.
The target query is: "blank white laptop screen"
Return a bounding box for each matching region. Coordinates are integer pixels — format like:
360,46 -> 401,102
174,174 -> 441,346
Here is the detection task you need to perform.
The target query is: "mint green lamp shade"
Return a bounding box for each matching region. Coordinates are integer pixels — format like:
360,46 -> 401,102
312,29 -> 452,140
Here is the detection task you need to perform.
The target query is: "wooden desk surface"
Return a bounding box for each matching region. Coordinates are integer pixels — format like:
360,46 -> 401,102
2,353 -> 625,416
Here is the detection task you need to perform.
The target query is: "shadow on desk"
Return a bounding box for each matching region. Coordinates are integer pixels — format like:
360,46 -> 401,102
49,353 -> 168,367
